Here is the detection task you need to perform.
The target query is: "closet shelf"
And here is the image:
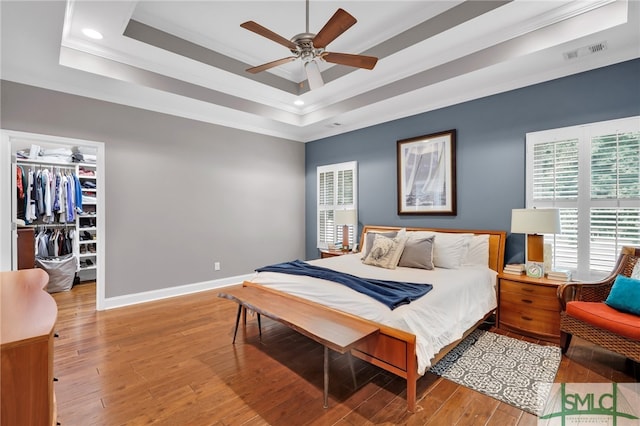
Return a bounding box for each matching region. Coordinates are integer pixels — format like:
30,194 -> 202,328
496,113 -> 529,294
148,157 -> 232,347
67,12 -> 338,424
79,265 -> 96,271
16,158 -> 75,167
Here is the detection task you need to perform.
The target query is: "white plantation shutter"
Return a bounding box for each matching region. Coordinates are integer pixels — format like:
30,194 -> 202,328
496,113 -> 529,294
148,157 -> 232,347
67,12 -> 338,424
317,162 -> 358,249
590,208 -> 640,272
531,139 -> 580,272
589,129 -> 640,273
318,170 -> 335,245
532,140 -> 579,200
527,116 -> 640,279
591,132 -> 640,200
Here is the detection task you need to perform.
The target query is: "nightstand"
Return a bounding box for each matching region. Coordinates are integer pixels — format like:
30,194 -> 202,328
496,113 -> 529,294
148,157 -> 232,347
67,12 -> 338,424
497,273 -> 565,344
319,249 -> 349,259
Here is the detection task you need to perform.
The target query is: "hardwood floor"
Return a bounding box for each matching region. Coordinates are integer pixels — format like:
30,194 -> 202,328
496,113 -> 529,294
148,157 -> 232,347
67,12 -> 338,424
52,283 -> 637,426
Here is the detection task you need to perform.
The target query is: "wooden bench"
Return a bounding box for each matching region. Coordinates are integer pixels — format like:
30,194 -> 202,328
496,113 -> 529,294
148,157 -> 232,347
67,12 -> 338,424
218,283 -> 379,408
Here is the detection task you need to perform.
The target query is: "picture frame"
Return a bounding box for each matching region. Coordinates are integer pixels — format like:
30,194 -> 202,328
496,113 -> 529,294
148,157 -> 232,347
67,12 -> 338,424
397,129 -> 457,215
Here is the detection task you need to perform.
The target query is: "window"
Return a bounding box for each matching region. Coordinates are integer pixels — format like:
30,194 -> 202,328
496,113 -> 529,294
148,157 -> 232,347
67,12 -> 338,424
317,161 -> 358,249
526,116 -> 640,279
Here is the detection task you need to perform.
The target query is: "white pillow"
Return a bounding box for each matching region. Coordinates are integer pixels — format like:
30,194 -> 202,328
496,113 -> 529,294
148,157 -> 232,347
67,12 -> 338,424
406,231 -> 436,241
463,234 -> 490,266
432,232 -> 474,269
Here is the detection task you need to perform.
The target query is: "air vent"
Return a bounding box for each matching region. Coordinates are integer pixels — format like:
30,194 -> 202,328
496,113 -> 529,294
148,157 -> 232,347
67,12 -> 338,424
563,41 -> 608,60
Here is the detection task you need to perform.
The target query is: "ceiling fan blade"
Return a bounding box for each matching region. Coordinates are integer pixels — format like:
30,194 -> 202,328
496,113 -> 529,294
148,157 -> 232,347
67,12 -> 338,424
305,61 -> 324,90
241,21 -> 298,51
323,52 -> 378,70
312,8 -> 356,49
246,57 -> 297,74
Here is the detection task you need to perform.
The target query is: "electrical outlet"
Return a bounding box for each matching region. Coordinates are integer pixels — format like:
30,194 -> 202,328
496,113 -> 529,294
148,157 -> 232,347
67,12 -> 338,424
214,262 -> 221,271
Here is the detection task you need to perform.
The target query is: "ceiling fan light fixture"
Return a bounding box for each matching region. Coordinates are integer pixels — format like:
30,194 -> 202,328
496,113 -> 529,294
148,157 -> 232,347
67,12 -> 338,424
241,1 -> 377,79
305,60 -> 324,90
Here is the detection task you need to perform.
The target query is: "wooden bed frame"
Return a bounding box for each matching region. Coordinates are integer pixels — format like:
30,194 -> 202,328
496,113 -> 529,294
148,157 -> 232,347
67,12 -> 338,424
240,225 -> 506,412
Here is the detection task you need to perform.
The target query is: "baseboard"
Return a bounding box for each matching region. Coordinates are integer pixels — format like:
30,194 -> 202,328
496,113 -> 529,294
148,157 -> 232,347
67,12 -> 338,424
100,273 -> 254,310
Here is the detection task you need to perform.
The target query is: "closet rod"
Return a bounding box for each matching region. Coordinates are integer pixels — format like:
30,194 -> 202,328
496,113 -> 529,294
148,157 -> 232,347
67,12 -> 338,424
16,160 -> 77,168
27,223 -> 75,229
18,164 -> 77,170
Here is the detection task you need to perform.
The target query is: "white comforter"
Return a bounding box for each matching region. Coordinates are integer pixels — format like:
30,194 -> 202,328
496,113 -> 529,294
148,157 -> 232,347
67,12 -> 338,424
249,253 -> 497,374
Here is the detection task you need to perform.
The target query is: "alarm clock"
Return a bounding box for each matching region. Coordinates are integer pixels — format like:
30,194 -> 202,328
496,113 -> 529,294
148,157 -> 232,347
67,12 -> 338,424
526,262 -> 544,278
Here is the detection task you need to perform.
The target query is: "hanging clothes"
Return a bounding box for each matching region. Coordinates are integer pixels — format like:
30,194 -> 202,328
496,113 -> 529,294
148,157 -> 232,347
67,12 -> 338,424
65,173 -> 75,222
26,170 -> 36,223
74,172 -> 83,214
15,165 -> 26,221
52,169 -> 61,213
34,226 -> 76,258
35,170 -> 44,218
59,173 -> 67,223
42,169 -> 53,222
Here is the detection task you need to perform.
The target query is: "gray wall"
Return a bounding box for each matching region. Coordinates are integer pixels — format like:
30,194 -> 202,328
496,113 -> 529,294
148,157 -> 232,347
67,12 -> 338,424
1,81 -> 306,298
305,59 -> 640,260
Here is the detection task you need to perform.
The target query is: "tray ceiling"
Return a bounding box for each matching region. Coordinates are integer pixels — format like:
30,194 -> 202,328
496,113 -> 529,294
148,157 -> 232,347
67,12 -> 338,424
1,1 -> 638,142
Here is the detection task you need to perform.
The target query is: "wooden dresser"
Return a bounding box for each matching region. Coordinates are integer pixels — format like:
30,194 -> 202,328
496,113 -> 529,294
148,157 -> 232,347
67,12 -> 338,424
497,273 -> 564,344
17,227 -> 36,269
1,268 -> 57,426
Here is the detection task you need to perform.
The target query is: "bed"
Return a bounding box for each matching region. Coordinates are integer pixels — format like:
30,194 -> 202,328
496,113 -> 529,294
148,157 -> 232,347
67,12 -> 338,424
243,225 -> 506,411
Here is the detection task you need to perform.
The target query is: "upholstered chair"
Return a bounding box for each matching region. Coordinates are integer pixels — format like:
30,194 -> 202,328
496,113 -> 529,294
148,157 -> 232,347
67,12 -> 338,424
557,246 -> 640,375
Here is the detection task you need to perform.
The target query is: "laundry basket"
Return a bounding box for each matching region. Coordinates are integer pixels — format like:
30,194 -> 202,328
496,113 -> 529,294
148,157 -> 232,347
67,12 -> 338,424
35,254 -> 77,293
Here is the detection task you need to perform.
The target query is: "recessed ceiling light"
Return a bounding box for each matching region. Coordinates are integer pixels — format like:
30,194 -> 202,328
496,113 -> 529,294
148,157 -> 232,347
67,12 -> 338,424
82,28 -> 103,40
294,99 -> 304,106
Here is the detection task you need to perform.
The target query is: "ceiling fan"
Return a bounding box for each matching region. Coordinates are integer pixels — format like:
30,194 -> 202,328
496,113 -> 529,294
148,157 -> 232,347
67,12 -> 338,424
241,0 -> 378,90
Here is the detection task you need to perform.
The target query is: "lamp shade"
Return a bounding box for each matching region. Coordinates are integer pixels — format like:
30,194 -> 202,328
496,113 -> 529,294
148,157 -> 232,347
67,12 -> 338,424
511,208 -> 561,234
335,209 -> 357,225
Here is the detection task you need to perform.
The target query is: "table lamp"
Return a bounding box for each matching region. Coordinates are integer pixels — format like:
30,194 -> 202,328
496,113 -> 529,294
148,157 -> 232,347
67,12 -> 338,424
511,208 -> 561,277
335,209 -> 357,251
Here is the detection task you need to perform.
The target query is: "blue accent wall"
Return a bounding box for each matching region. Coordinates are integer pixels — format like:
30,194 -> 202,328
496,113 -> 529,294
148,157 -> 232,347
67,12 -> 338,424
305,59 -> 640,260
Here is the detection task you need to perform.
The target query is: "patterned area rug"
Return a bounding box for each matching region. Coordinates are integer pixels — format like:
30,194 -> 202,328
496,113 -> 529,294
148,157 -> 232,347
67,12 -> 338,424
430,329 -> 561,415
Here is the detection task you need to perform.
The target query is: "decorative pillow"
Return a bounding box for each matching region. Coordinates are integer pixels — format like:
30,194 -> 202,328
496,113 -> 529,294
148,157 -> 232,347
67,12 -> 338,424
362,232 -> 407,269
605,274 -> 640,316
361,230 -> 398,259
463,234 -> 490,266
398,236 -> 435,269
631,260 -> 640,280
432,232 -> 474,269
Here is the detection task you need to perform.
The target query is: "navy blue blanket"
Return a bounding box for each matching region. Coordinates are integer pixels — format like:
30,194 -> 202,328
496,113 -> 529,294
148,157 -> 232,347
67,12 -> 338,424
255,259 -> 432,310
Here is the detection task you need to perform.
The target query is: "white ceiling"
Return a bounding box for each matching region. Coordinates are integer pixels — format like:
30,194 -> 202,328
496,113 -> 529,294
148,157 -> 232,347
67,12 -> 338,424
1,1 -> 638,142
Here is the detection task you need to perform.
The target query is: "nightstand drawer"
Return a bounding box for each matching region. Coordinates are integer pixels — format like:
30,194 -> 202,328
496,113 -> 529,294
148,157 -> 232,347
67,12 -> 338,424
497,274 -> 564,343
500,290 -> 560,311
500,279 -> 557,298
500,306 -> 560,337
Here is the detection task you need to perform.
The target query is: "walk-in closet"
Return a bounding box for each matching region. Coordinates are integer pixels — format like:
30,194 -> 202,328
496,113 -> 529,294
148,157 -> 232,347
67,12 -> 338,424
1,130 -> 105,308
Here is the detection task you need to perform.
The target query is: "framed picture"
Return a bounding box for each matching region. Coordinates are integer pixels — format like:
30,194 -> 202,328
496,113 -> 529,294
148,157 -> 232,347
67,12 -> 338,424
397,129 -> 457,215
